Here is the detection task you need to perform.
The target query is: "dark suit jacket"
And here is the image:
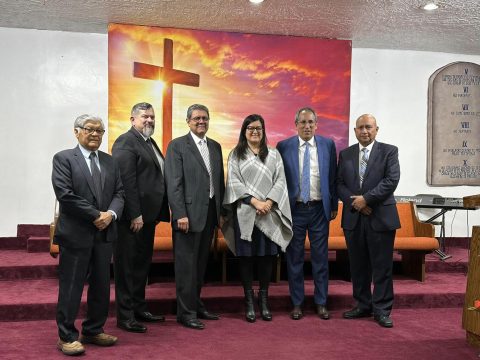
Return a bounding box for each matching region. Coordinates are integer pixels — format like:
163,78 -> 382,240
165,133 -> 225,232
337,141 -> 400,231
111,127 -> 169,224
277,135 -> 338,218
52,146 -> 124,248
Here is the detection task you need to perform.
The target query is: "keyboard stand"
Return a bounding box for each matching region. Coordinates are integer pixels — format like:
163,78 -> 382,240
425,209 -> 452,261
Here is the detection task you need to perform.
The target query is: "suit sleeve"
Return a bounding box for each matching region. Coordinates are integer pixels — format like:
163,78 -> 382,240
165,141 -> 187,221
51,153 -> 99,221
336,150 -> 354,206
363,145 -> 400,205
328,140 -> 338,211
112,138 -> 142,220
107,161 -> 125,220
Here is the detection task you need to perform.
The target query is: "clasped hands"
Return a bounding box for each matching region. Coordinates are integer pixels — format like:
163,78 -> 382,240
251,198 -> 273,215
93,211 -> 113,231
350,195 -> 372,215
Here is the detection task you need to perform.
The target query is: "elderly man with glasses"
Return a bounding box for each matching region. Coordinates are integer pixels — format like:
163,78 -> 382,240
52,114 -> 124,355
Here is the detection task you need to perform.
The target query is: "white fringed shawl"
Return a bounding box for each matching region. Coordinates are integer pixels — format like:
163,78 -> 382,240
222,147 -> 293,255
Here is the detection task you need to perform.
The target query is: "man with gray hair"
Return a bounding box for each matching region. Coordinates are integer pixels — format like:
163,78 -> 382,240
52,114 -> 124,355
277,107 -> 338,321
112,102 -> 170,333
165,104 -> 225,330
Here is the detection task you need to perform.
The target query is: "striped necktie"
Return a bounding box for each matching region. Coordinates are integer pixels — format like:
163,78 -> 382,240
198,140 -> 214,198
359,147 -> 369,186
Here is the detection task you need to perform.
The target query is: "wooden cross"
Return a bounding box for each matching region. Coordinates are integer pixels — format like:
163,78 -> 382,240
133,38 -> 200,153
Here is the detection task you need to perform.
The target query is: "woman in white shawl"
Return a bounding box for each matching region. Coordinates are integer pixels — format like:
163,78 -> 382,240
222,114 -> 293,322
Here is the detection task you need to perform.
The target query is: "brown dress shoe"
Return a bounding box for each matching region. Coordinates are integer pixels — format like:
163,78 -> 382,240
316,305 -> 330,320
57,339 -> 85,356
80,333 -> 118,346
290,305 -> 303,320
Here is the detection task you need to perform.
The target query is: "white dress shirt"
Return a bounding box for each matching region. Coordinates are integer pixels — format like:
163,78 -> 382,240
298,136 -> 321,201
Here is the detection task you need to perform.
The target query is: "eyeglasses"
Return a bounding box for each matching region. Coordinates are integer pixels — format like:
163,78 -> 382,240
190,116 -> 209,122
246,126 -> 263,133
297,120 -> 316,127
79,127 -> 105,135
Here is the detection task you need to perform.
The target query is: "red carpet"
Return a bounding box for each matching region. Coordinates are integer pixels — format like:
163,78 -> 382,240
0,309 -> 476,359
0,225 -> 477,359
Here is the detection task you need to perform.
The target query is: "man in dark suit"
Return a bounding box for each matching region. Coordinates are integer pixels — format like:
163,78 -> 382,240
337,114 -> 400,328
277,107 -> 338,321
111,102 -> 170,333
52,114 -> 124,356
165,104 -> 225,330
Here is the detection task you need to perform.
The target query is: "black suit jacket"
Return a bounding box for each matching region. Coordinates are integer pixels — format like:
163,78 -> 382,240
112,127 -> 170,224
337,141 -> 400,232
52,146 -> 124,248
165,133 -> 225,232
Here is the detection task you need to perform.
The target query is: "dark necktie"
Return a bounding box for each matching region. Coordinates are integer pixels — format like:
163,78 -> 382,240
89,152 -> 103,208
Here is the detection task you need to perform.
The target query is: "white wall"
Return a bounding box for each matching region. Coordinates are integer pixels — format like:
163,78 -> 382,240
0,27 -> 107,236
0,27 -> 478,237
351,49 -> 480,237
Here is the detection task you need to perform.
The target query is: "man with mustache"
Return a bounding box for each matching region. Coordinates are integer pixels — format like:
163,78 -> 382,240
165,104 -> 225,330
112,102 -> 170,333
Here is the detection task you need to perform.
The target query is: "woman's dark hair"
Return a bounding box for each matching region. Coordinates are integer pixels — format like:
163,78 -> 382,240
233,114 -> 268,163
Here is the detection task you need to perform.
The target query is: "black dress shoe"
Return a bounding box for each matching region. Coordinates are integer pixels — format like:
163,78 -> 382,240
343,307 -> 373,319
135,311 -> 165,322
197,310 -> 220,320
374,314 -> 394,328
316,305 -> 330,320
117,319 -> 147,333
178,318 -> 205,330
290,306 -> 303,320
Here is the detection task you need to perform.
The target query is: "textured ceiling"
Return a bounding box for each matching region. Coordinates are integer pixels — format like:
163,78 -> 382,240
1,0 -> 480,54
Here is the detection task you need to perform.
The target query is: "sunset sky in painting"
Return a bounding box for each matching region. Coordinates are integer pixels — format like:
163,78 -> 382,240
108,24 -> 351,158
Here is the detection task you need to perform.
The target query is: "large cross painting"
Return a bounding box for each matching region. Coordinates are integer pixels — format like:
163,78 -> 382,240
108,24 -> 351,159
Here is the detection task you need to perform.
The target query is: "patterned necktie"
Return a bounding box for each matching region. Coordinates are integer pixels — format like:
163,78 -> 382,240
300,142 -> 310,203
359,147 -> 369,186
199,140 -> 214,198
89,152 -> 103,208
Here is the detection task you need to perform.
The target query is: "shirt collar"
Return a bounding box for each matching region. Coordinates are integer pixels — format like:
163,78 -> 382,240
358,140 -> 375,152
190,131 -> 207,144
78,144 -> 98,159
298,136 -> 315,148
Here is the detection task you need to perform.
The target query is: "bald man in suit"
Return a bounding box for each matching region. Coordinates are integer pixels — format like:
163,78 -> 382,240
337,114 -> 400,328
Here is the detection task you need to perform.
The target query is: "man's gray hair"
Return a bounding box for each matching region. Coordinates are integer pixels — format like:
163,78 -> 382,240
74,114 -> 104,129
294,107 -> 317,124
186,104 -> 210,120
131,102 -> 153,116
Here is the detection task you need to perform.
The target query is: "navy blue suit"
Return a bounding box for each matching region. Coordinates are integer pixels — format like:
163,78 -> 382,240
277,135 -> 337,306
337,141 -> 400,316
